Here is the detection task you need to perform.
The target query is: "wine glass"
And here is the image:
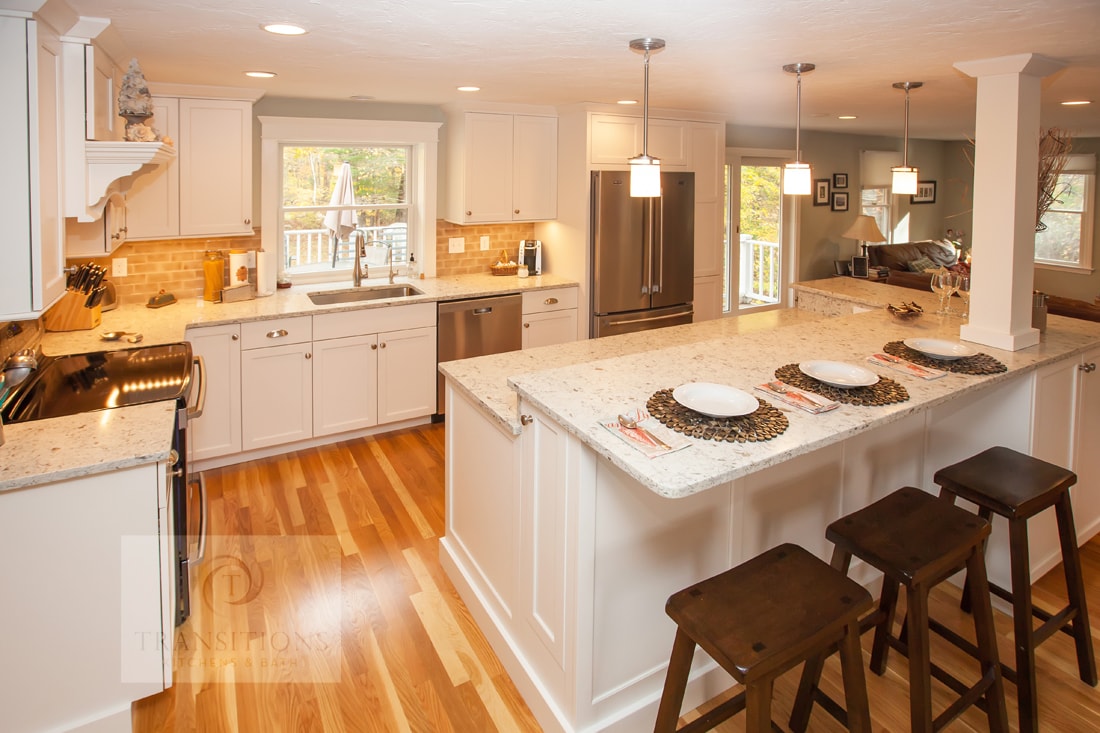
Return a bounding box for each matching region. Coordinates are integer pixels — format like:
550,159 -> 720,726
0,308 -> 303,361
930,272 -> 949,315
941,272 -> 961,316
957,275 -> 971,318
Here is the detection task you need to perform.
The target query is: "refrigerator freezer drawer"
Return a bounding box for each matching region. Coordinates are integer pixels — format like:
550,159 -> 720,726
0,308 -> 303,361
592,304 -> 693,339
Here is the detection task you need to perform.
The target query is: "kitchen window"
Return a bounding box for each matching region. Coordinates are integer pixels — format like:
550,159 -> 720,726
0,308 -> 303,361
1035,154 -> 1096,273
259,117 -> 441,285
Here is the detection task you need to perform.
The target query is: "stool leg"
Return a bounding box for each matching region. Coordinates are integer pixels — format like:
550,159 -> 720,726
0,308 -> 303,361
654,628 -> 695,733
869,578 -> 900,676
838,618 -> 872,733
965,542 -> 1010,733
905,583 -> 934,733
1054,493 -> 1098,686
745,679 -> 774,733
1008,517 -> 1039,733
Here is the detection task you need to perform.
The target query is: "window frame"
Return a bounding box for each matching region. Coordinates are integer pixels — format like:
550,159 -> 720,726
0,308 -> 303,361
259,117 -> 441,284
1034,155 -> 1096,274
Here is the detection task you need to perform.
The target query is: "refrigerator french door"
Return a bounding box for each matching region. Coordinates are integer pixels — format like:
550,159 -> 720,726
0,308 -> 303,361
591,170 -> 695,338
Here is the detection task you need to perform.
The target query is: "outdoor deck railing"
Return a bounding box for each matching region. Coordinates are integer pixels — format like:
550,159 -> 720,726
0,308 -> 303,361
284,225 -> 408,270
739,237 -> 781,305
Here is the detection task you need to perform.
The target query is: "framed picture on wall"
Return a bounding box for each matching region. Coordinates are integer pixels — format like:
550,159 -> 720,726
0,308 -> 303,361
911,180 -> 937,204
831,191 -> 849,212
813,179 -> 830,206
833,173 -> 848,189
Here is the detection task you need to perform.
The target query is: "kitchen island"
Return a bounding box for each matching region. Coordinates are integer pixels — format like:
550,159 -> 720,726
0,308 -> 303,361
439,306 -> 1100,733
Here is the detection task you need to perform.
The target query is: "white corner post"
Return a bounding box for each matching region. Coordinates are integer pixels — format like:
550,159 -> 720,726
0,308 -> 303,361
954,53 -> 1065,351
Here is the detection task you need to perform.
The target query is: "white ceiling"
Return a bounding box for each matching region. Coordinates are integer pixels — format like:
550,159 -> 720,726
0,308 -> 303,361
66,0 -> 1100,140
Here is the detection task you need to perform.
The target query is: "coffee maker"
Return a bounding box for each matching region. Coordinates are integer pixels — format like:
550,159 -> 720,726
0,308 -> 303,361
518,240 -> 542,275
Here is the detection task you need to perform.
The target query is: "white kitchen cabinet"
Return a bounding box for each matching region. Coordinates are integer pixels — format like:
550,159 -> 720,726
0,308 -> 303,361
186,323 -> 242,460
0,12 -> 66,320
522,286 -> 579,349
692,274 -> 723,322
588,113 -> 689,168
127,96 -> 254,240
691,123 -> 725,279
1073,347 -> 1100,539
377,325 -> 437,422
65,191 -> 127,257
445,110 -> 557,224
0,462 -> 170,732
313,333 -> 379,436
240,317 -> 314,451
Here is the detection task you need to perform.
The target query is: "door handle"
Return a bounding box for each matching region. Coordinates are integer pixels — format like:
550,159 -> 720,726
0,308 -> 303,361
186,355 -> 206,420
267,329 -> 289,339
472,307 -> 493,315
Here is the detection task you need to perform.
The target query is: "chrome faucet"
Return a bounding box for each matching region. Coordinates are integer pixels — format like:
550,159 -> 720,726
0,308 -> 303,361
349,230 -> 368,286
387,243 -> 396,284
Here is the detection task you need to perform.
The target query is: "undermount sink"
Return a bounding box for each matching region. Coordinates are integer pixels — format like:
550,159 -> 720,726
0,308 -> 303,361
308,285 -> 423,305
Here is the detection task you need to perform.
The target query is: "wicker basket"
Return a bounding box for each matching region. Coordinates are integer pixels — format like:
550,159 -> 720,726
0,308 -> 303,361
490,263 -> 518,276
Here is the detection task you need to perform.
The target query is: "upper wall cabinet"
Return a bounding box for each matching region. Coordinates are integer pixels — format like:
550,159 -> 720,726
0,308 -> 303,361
0,10 -> 67,320
127,94 -> 257,240
445,110 -> 558,224
589,113 -> 689,168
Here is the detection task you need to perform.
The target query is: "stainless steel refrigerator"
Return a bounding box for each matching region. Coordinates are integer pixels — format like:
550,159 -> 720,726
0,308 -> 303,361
591,170 -> 695,338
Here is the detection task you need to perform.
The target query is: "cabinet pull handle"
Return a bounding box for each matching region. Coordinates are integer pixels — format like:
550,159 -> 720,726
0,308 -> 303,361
466,210 -> 472,216
380,342 -> 387,349
371,343 -> 378,350
514,209 -> 520,215
520,414 -> 533,426
305,352 -> 312,359
1081,362 -> 1097,373
523,322 -> 530,328
544,297 -> 558,305
245,218 -> 251,225
231,334 -> 239,341
111,233 -> 121,239
267,329 -> 289,339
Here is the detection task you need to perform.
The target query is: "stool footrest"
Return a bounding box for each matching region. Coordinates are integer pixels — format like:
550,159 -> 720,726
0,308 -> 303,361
929,617 -> 1019,685
933,667 -> 999,731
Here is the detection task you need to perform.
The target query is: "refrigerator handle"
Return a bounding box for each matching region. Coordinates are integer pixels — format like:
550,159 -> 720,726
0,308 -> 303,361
642,200 -> 653,295
653,197 -> 664,294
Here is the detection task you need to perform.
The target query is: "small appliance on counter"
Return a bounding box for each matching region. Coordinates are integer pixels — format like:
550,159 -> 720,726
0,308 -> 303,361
518,240 -> 542,275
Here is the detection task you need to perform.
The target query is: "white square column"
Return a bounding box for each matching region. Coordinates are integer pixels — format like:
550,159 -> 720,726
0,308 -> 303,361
955,54 -> 1064,351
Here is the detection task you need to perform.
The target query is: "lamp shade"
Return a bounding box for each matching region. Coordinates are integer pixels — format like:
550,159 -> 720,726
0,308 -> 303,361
892,166 -> 919,195
629,155 -> 662,197
783,162 -> 812,195
842,214 -> 887,243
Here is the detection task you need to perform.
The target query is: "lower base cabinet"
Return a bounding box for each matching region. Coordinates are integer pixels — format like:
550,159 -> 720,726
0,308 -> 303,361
522,287 -> 579,349
242,340 -> 314,450
187,323 -> 242,460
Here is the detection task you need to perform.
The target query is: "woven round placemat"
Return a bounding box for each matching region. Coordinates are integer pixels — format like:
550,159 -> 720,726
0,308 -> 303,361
646,388 -> 789,442
774,364 -> 909,406
883,341 -> 1007,375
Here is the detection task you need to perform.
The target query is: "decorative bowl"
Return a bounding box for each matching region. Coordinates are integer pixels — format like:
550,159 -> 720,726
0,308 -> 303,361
886,302 -> 924,321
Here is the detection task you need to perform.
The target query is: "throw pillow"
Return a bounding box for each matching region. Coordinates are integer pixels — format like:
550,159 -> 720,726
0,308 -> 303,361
907,256 -> 936,273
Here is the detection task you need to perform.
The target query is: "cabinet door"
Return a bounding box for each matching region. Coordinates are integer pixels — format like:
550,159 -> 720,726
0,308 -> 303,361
692,275 -> 723,322
179,98 -> 253,236
33,20 -> 66,315
647,119 -> 688,167
187,324 -> 242,460
462,112 -> 515,223
241,342 -> 312,450
522,309 -> 577,349
313,334 -> 379,436
1074,347 -> 1100,538
125,96 -> 179,240
590,114 -> 640,165
377,326 -> 437,423
512,115 -> 557,221
65,192 -> 126,257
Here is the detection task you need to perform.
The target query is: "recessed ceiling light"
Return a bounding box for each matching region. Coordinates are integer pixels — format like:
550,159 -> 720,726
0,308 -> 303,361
245,71 -> 277,78
349,95 -> 375,101
617,99 -> 638,105
838,115 -> 857,120
457,86 -> 480,92
1061,100 -> 1092,106
261,22 -> 307,36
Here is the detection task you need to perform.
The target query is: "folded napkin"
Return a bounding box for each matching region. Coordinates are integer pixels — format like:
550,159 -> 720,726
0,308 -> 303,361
755,381 -> 840,414
866,353 -> 946,380
600,408 -> 691,458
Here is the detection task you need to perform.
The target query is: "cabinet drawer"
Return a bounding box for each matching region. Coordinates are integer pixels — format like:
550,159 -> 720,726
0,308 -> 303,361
313,302 -> 436,341
522,287 -> 578,314
240,316 -> 312,350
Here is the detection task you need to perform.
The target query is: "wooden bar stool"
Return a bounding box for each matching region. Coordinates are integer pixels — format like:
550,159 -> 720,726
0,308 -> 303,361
935,446 -> 1098,733
653,543 -> 873,733
790,487 -> 1009,733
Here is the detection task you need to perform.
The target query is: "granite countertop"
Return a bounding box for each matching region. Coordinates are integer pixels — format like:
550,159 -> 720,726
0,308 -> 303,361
3,273 -> 578,493
793,277 -> 942,311
498,308 -> 1100,499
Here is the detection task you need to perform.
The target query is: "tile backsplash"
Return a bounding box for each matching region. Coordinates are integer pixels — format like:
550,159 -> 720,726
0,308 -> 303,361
434,220 -> 536,277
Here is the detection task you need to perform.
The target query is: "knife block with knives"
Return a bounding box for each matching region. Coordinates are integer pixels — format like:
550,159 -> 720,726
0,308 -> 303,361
44,263 -> 107,332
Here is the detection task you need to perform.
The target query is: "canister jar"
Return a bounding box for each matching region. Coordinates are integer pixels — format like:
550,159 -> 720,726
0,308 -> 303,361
202,251 -> 224,302
228,249 -> 249,287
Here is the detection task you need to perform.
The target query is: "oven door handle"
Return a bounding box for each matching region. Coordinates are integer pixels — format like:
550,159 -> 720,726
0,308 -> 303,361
187,355 -> 207,420
191,473 -> 207,564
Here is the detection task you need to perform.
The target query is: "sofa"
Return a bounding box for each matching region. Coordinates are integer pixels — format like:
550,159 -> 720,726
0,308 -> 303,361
865,241 -> 1100,323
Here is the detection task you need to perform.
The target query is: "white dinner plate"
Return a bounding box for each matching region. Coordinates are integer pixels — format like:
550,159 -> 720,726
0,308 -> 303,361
903,338 -> 978,361
672,383 -> 758,417
799,360 -> 880,389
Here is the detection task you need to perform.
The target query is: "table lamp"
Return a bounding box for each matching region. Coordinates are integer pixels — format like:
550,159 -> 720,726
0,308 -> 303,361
842,215 -> 887,257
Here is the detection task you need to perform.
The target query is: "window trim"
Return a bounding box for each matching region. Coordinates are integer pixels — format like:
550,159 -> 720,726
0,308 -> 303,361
1034,159 -> 1095,274
259,116 -> 441,283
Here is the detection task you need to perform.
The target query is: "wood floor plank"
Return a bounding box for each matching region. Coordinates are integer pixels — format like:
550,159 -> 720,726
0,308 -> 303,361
132,423 -> 1100,732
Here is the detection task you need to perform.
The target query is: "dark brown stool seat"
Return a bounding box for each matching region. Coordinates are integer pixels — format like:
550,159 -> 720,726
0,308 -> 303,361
790,487 -> 1009,733
935,446 -> 1098,733
653,543 -> 873,733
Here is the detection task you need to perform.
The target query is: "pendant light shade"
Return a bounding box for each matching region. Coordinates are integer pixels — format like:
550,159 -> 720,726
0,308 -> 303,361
782,62 -> 815,196
891,81 -> 923,195
628,37 -> 665,197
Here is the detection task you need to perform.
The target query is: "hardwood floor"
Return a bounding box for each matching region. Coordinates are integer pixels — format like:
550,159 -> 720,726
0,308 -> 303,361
134,423 -> 1100,732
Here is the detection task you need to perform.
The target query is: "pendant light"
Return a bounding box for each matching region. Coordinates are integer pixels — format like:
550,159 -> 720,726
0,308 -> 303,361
891,81 -> 923,195
782,62 -> 815,195
628,37 -> 665,197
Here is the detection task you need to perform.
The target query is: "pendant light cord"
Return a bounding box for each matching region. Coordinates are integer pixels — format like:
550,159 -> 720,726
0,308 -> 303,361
794,69 -> 802,163
902,85 -> 910,168
641,48 -> 651,157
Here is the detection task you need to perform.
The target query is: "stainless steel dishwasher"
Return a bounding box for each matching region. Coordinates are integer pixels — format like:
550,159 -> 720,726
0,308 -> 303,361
437,293 -> 522,415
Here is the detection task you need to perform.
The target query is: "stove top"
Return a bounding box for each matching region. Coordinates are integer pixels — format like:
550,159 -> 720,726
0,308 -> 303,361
1,342 -> 194,424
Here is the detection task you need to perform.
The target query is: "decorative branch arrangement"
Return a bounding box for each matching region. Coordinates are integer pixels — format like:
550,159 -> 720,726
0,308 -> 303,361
1036,127 -> 1073,232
